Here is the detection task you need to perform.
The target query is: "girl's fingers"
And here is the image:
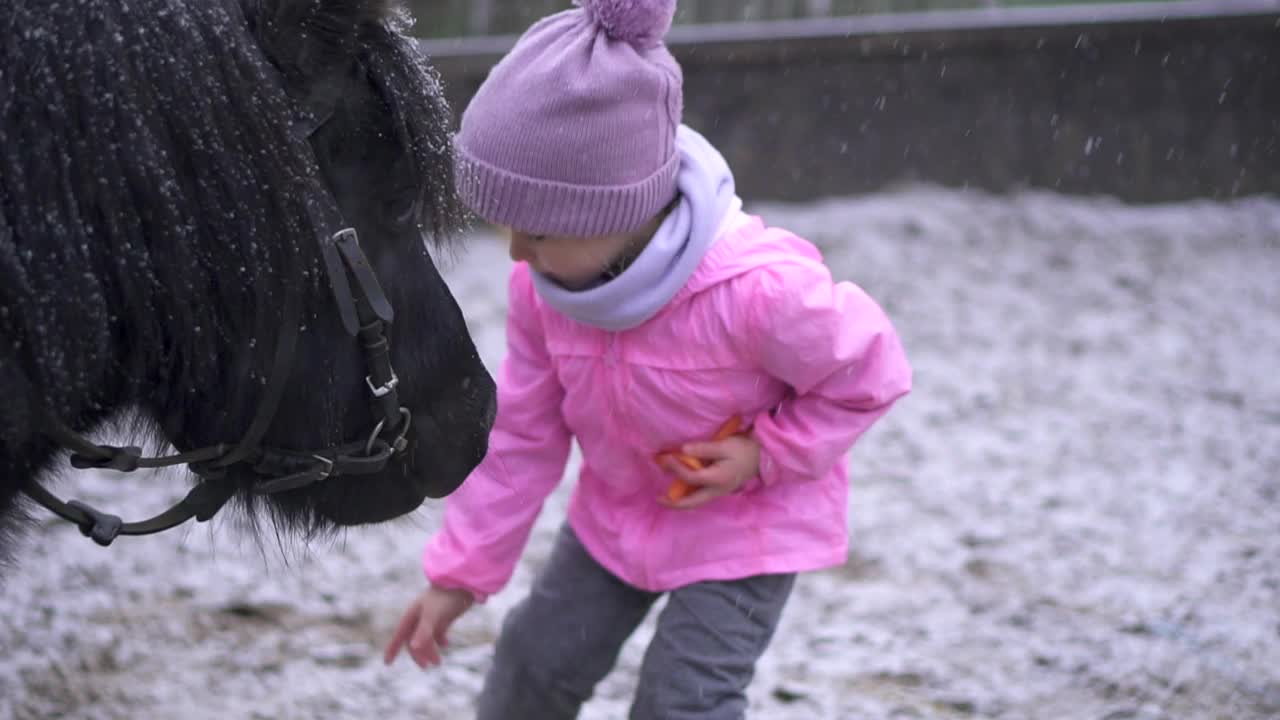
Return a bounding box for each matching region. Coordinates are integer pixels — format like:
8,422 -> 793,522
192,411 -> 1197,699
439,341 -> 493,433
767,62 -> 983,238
408,626 -> 441,668
408,643 -> 437,668
434,619 -> 452,649
662,457 -> 711,485
663,458 -> 742,495
383,605 -> 420,665
658,438 -> 755,508
681,440 -> 730,460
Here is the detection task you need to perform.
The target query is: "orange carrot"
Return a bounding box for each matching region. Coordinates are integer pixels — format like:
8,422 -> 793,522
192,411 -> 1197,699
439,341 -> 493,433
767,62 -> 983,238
665,478 -> 696,502
663,464 -> 701,501
711,416 -> 744,441
659,416 -> 745,502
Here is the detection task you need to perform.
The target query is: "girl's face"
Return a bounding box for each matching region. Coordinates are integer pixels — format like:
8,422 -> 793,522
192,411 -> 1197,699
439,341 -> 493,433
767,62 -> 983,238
506,229 -> 640,291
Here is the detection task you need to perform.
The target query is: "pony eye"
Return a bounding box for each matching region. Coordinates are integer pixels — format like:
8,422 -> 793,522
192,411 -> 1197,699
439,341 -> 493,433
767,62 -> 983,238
531,234 -> 546,242
386,192 -> 416,224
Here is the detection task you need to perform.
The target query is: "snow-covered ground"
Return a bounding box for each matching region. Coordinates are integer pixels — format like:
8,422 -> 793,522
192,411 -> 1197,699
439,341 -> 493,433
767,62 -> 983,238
2,186 -> 1277,720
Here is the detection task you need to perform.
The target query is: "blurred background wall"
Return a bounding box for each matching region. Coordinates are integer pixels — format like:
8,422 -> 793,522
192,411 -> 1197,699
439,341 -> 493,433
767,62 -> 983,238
410,0 -> 1279,203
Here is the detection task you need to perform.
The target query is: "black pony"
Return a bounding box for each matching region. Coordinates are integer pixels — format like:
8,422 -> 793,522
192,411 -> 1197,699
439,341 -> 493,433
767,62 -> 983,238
0,0 -> 496,562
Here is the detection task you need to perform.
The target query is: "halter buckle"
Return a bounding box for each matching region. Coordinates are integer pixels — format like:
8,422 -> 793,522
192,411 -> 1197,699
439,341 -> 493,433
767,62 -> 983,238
252,455 -> 334,495
312,454 -> 335,480
366,371 -> 399,398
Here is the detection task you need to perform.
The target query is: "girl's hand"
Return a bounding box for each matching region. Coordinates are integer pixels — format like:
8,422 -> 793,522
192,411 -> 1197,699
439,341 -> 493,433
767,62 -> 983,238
658,434 -> 761,510
383,585 -> 475,668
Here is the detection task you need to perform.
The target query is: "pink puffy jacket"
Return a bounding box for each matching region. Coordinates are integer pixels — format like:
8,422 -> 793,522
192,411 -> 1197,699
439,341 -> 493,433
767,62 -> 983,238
424,213 -> 911,599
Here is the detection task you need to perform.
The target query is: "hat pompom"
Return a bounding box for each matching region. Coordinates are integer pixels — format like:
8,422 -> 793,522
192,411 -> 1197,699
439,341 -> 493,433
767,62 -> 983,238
575,0 -> 677,48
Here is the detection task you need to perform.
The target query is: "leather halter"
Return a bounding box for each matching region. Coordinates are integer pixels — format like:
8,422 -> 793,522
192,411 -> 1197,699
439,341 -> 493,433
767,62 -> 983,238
21,221 -> 411,546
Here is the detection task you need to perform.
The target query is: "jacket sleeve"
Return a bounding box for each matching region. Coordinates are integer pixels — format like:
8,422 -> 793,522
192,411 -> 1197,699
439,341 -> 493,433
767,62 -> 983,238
422,265 -> 572,602
738,251 -> 912,487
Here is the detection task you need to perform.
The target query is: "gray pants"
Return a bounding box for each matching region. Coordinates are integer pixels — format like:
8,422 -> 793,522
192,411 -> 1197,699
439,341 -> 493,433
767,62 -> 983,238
475,525 -> 795,720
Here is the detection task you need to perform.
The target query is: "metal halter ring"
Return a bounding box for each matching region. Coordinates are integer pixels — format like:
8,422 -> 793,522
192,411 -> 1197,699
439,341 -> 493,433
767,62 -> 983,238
365,407 -> 412,456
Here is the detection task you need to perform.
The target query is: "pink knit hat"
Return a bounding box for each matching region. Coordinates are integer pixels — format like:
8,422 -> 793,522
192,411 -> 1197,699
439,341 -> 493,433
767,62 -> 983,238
453,0 -> 683,238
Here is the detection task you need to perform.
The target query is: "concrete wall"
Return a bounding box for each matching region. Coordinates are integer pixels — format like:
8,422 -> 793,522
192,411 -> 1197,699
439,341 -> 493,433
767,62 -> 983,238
420,1 -> 1280,203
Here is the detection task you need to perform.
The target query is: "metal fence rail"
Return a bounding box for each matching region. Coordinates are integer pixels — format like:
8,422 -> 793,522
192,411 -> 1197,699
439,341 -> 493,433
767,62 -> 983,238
404,0 -> 1182,38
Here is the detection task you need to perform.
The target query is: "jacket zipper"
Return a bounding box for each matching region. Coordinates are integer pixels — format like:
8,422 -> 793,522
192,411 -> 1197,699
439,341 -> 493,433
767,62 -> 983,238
603,332 -> 651,588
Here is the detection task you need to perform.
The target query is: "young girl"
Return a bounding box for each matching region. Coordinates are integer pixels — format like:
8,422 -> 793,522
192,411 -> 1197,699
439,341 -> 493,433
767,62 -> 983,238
384,1 -> 911,717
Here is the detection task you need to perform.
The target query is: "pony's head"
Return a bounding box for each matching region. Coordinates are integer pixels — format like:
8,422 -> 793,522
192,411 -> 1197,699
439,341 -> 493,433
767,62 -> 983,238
0,0 -> 496,538
222,0 -> 498,528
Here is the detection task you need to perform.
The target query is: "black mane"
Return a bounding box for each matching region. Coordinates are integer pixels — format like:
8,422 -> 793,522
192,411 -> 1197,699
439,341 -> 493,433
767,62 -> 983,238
0,0 -> 486,555
0,0 -> 464,427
